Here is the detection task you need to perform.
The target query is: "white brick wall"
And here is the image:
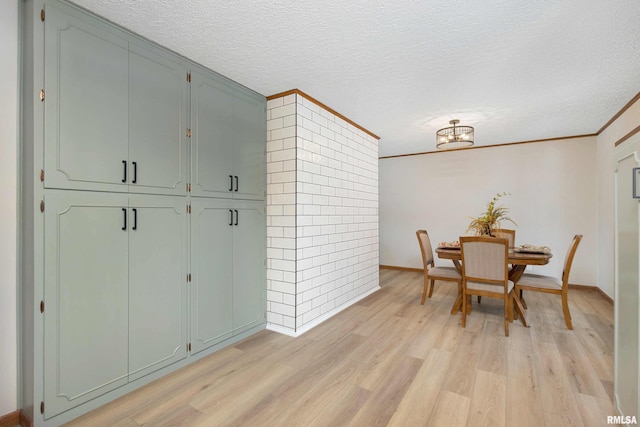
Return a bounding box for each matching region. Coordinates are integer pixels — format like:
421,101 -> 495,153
266,94 -> 298,330
266,92 -> 379,334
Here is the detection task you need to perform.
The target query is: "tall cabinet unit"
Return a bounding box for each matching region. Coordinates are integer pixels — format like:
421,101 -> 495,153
22,1 -> 266,425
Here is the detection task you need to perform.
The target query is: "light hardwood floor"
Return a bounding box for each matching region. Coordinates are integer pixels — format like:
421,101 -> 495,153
65,269 -> 616,427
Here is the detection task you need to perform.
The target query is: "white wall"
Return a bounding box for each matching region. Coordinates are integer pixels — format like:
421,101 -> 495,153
597,98 -> 640,298
266,92 -> 379,335
380,137 -> 598,286
293,94 -> 379,330
265,94 -> 298,330
0,0 -> 19,416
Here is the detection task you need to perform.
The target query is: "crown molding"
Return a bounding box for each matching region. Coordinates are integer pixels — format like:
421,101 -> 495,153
267,89 -> 380,140
597,91 -> 640,135
379,134 -> 596,160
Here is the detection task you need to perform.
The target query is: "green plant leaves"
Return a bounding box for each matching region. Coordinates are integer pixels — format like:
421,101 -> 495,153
467,193 -> 517,236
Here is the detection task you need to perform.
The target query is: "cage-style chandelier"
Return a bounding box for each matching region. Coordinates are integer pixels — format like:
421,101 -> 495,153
436,119 -> 474,150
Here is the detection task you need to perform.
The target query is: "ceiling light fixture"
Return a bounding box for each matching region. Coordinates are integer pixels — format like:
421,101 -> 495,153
436,119 -> 474,150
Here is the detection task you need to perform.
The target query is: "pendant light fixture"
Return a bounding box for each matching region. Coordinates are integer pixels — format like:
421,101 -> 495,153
436,119 -> 474,150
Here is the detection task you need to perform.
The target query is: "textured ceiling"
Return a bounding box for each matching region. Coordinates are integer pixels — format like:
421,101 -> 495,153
68,0 -> 640,156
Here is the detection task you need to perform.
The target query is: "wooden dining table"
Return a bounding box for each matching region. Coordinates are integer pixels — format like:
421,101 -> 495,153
435,246 -> 553,322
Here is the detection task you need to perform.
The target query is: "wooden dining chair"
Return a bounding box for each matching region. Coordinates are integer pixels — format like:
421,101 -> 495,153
493,228 -> 516,248
460,236 -> 527,336
514,234 -> 582,330
416,230 -> 462,308
491,228 -> 517,304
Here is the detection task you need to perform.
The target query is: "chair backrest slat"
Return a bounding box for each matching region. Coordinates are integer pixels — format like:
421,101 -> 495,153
416,230 -> 435,268
561,234 -> 583,288
461,236 -> 510,291
492,229 -> 516,248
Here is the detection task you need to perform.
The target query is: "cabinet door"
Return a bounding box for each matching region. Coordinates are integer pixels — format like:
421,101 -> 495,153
44,5 -> 129,192
44,191 -> 129,418
129,45 -> 188,196
128,195 -> 188,380
233,91 -> 266,200
190,71 -> 235,198
190,199 -> 234,353
232,201 -> 266,333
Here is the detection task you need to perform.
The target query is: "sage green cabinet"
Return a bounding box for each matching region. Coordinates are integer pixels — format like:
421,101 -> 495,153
43,191 -> 188,417
43,192 -> 130,417
190,199 -> 233,352
232,201 -> 267,334
190,199 -> 265,354
25,1 -> 266,424
190,70 -> 265,200
44,4 -> 129,193
43,3 -> 187,195
128,195 -> 188,381
127,46 -> 188,195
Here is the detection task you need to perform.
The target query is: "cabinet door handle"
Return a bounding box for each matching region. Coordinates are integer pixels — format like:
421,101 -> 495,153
132,208 -> 137,230
229,175 -> 233,191
122,160 -> 127,183
234,176 -> 239,192
229,209 -> 233,226
132,162 -> 137,184
234,209 -> 238,226
122,208 -> 127,230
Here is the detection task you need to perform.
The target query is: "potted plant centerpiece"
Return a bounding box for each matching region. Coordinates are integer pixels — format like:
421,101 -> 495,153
467,192 -> 517,236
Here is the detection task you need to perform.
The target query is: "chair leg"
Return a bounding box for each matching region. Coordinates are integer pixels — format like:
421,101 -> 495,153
504,295 -> 510,337
428,279 -> 435,298
520,288 -> 527,309
509,293 -> 516,323
451,282 -> 463,315
561,291 -> 573,330
421,274 -> 429,304
477,296 -> 482,304
461,290 -> 467,328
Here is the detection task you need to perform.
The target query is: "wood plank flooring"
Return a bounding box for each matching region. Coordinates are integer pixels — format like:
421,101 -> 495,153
65,269 -> 616,427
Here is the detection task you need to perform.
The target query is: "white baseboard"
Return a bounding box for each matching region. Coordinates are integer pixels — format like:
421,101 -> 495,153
265,323 -> 297,337
266,285 -> 381,338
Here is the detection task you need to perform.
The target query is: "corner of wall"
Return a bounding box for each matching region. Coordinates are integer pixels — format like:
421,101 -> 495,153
265,93 -> 298,334
0,0 -> 20,416
266,90 -> 380,334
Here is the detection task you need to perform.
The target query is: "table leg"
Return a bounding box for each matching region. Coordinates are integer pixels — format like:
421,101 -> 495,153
513,292 -> 528,327
452,259 -> 462,274
509,265 -> 525,282
449,282 -> 471,315
509,265 -> 528,308
450,293 -> 462,315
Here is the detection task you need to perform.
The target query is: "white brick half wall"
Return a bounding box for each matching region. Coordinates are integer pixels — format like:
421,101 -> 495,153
266,91 -> 380,336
